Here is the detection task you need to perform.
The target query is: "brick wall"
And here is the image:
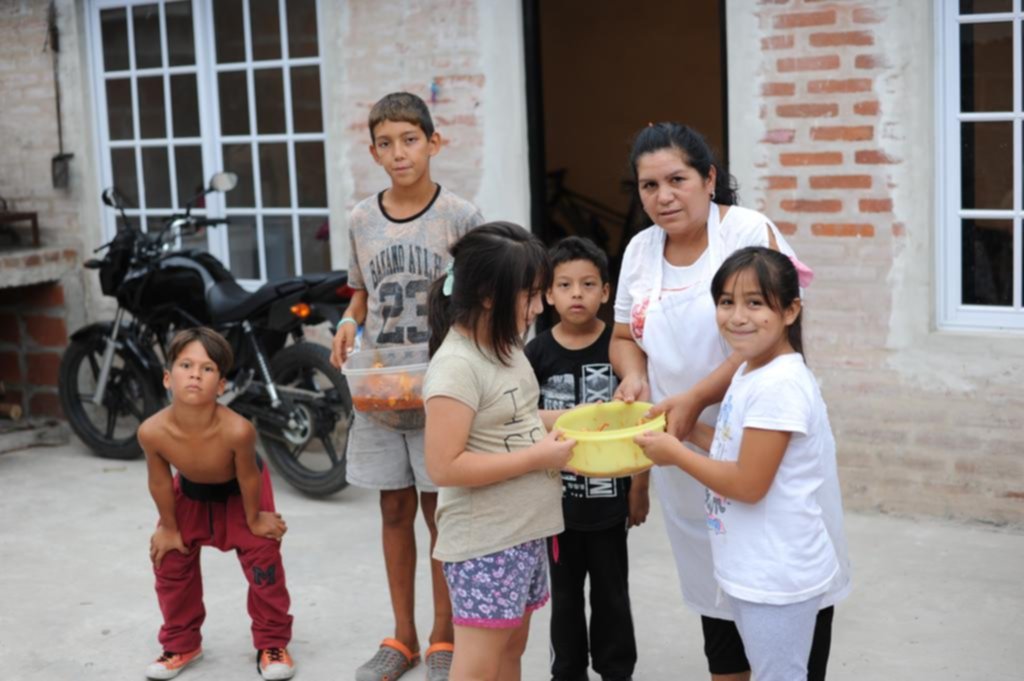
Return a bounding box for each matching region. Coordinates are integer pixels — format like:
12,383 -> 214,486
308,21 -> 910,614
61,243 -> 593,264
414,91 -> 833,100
337,0 -> 485,207
737,0 -> 1024,525
0,0 -> 83,248
0,248 -> 85,418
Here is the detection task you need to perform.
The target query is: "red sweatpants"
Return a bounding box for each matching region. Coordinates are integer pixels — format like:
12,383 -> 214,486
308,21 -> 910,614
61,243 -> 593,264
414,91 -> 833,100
154,465 -> 293,652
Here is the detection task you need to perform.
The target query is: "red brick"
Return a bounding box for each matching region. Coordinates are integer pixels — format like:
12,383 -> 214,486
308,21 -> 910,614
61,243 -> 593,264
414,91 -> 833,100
28,391 -> 62,418
809,30 -> 875,47
778,55 -> 841,72
762,34 -> 795,50
0,313 -> 18,344
21,283 -> 64,308
27,352 -> 61,386
2,388 -> 23,407
0,351 -> 21,383
44,251 -> 60,263
764,129 -> 796,144
811,125 -> 874,141
854,100 -> 880,116
763,176 -> 798,190
859,198 -> 893,213
780,152 -> 843,166
762,82 -> 796,96
853,7 -> 883,24
25,255 -> 42,267
855,54 -> 886,69
892,222 -> 906,237
774,10 -> 836,29
62,249 -> 77,261
808,78 -> 872,94
777,103 -> 839,118
855,149 -> 899,164
781,199 -> 843,213
776,221 -> 798,235
811,223 -> 875,237
24,315 -> 67,347
810,175 -> 872,189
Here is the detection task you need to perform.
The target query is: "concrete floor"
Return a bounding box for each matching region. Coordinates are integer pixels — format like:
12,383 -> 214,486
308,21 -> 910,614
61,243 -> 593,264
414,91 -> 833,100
1,441 -> 1023,680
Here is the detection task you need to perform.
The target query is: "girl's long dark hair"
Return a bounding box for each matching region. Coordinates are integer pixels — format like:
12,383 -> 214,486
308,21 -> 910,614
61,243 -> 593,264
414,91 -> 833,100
711,246 -> 804,356
428,222 -> 551,364
629,122 -> 738,206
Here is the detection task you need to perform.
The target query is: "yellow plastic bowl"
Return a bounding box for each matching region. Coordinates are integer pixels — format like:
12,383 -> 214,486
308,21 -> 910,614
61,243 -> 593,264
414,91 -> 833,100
554,401 -> 665,477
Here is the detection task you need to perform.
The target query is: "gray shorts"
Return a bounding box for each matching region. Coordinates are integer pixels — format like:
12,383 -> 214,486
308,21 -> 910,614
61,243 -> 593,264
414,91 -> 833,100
345,413 -> 436,492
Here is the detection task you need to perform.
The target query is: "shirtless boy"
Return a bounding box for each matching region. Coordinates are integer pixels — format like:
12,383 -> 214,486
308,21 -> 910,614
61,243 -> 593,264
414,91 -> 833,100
137,327 -> 295,681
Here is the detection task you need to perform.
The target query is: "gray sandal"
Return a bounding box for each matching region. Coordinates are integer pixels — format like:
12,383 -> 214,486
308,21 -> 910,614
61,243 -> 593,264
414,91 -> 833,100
354,639 -> 418,681
425,643 -> 454,681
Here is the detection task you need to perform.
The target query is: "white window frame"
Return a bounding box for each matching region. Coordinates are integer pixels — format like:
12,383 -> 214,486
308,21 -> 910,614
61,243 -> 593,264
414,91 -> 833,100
87,0 -> 330,286
937,1 -> 1024,331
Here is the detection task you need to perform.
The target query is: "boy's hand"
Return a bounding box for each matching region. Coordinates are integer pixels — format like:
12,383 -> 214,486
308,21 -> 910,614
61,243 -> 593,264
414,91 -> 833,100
635,430 -> 685,467
330,322 -> 357,368
150,527 -> 188,568
249,511 -> 288,541
613,373 -> 649,403
627,478 -> 650,528
532,429 -> 576,471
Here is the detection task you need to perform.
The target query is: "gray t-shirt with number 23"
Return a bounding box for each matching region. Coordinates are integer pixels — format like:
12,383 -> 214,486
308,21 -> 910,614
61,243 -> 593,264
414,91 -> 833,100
347,185 -> 484,349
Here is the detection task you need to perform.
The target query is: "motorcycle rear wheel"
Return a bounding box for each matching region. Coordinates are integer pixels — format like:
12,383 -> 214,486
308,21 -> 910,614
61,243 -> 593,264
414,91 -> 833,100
58,336 -> 164,460
259,342 -> 352,497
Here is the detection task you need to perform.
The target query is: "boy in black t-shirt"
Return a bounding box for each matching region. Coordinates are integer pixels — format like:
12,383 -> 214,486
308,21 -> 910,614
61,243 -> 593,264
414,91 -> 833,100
525,237 -> 649,681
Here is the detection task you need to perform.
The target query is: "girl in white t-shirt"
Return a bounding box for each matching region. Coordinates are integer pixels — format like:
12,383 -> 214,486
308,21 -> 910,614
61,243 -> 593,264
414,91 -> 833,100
636,246 -> 850,681
422,222 -> 576,681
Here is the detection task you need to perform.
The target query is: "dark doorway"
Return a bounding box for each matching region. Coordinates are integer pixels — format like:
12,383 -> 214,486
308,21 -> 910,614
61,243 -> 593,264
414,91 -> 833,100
523,0 -> 728,287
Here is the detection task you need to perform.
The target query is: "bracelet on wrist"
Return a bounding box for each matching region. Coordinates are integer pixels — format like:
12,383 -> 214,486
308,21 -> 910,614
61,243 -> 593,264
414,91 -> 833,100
336,317 -> 358,331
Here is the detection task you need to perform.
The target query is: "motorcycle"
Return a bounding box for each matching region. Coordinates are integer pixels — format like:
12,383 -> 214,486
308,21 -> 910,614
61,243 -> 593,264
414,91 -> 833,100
58,172 -> 354,497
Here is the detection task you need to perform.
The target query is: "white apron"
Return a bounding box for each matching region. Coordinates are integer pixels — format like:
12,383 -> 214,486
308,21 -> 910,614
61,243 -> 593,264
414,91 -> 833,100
637,204 -> 734,619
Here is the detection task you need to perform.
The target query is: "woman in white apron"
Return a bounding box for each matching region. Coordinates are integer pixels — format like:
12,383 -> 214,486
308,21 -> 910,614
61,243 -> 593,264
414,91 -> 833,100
610,123 -> 849,681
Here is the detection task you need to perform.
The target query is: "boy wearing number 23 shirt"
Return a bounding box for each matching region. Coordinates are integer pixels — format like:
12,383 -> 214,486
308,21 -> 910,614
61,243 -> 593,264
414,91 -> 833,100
329,92 -> 483,681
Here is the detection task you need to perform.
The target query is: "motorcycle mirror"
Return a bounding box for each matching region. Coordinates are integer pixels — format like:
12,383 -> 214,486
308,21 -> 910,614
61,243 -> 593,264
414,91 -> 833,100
209,172 -> 238,193
101,187 -> 123,208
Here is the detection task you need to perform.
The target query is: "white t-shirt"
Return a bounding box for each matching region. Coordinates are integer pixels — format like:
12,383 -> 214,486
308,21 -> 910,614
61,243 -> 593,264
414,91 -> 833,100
707,353 -> 851,606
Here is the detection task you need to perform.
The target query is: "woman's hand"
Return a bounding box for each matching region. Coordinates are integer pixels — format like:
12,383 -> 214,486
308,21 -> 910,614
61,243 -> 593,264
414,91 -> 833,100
614,373 -> 650,403
634,430 -> 686,468
649,390 -> 702,441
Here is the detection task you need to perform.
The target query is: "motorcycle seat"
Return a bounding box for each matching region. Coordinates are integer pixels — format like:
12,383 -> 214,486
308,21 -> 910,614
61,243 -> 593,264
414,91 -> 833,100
207,278 -> 306,323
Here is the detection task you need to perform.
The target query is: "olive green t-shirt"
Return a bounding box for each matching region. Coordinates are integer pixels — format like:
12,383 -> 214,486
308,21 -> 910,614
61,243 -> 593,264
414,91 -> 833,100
423,330 -> 564,562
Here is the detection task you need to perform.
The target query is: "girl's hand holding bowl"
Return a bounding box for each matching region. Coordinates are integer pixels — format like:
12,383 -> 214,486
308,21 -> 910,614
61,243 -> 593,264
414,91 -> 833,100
634,429 -> 685,467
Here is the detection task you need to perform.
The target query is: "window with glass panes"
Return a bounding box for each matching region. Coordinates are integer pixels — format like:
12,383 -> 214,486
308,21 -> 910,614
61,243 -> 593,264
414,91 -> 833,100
939,0 -> 1024,330
89,0 -> 330,283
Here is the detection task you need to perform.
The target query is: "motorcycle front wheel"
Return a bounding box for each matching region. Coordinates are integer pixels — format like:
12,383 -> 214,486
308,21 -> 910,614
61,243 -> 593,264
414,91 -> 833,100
58,335 -> 164,460
259,341 -> 352,497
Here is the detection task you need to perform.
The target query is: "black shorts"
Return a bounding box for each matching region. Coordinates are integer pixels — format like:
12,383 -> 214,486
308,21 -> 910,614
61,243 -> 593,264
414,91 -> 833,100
701,606 -> 835,679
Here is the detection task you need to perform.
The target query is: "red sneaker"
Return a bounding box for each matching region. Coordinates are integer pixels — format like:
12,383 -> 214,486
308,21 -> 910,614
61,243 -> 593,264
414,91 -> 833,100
258,647 -> 296,680
145,648 -> 203,680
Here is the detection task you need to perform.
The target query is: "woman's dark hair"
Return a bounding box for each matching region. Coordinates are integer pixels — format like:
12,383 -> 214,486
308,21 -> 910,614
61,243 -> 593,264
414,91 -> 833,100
549,235 -> 609,283
629,122 -> 738,206
710,246 -> 803,356
428,222 -> 551,364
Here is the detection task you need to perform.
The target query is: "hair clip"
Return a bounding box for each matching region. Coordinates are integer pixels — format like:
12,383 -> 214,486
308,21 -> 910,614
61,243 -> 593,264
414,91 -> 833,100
789,255 -> 814,288
442,261 -> 455,296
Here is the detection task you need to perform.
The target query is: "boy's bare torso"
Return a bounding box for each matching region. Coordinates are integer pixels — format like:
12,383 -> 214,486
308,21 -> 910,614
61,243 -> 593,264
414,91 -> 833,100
142,404 -> 250,482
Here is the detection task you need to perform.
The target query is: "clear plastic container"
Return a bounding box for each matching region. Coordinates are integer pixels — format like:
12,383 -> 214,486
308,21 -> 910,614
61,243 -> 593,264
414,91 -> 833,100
341,344 -> 430,430
554,401 -> 666,477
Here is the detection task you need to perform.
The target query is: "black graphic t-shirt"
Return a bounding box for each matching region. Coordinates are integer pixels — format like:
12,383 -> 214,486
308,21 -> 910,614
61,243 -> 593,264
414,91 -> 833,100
525,324 -> 630,531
